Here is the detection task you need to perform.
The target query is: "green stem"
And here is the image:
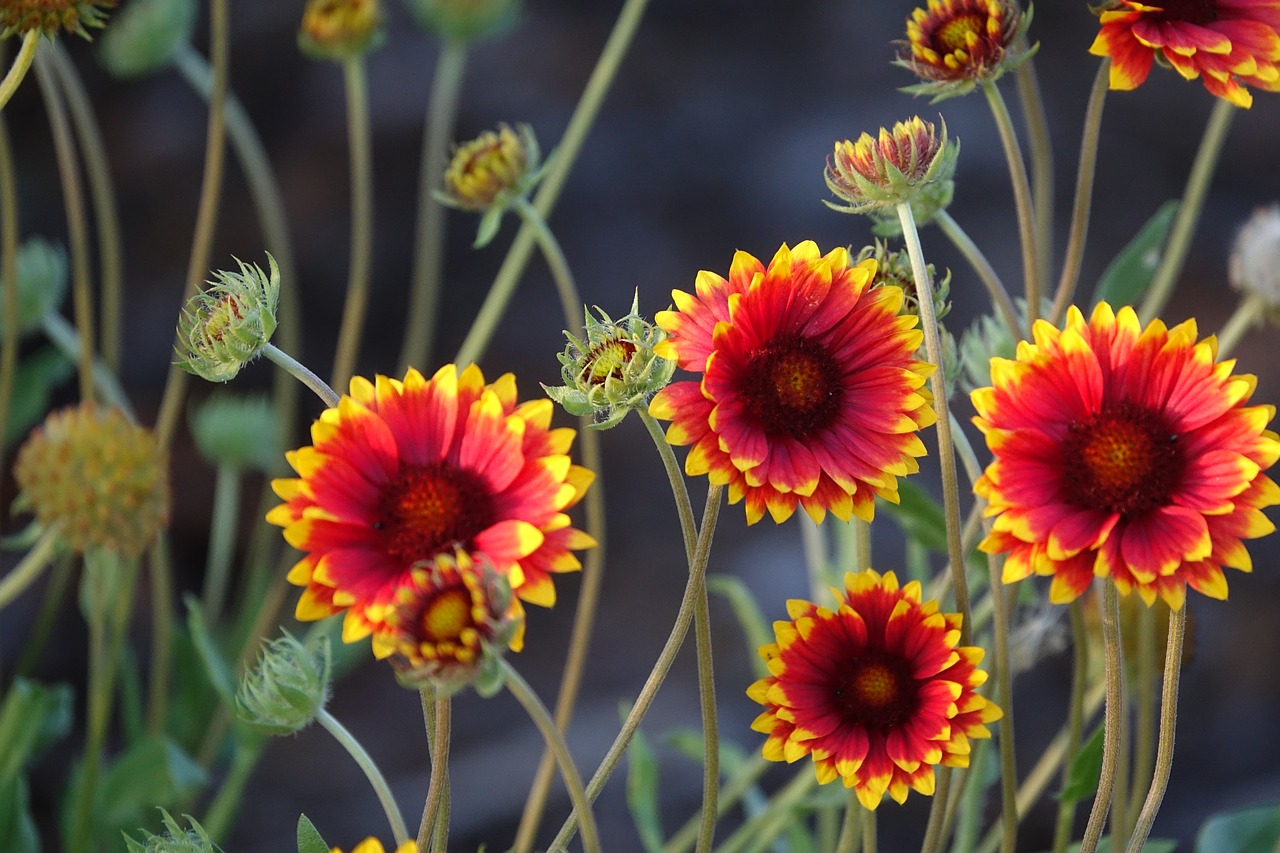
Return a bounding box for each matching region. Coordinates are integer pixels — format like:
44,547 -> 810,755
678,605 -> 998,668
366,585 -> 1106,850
34,46 -> 94,404
896,202 -> 972,642
1215,291 -> 1266,359
935,210 -> 1023,340
39,312 -> 135,418
1123,606 -> 1185,853
317,708 -> 411,844
712,767 -> 815,853
263,343 -> 340,407
15,553 -> 73,676
1050,61 -> 1109,324
982,81 -> 1040,324
1052,602 -> 1090,853
200,735 -> 261,842
835,790 -> 863,853
454,0 -> 651,366
1079,582 -> 1124,853
1127,603 -> 1157,825
919,766 -> 952,853
501,659 -> 601,853
49,41 -> 124,372
862,809 -> 877,853
662,755 -> 771,853
513,195 -> 582,331
1015,54 -> 1054,292
329,55 -> 375,392
0,110 -> 17,452
692,579 -> 720,853
800,514 -> 829,601
400,39 -> 468,371
1139,97 -> 1236,321
0,526 -> 59,610
146,535 -> 176,734
0,30 -> 38,111
418,692 -> 451,853
155,0 -> 230,449
200,465 -> 242,624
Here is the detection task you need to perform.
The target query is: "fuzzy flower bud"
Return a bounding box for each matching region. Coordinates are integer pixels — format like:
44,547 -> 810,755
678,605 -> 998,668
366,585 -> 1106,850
189,393 -> 279,472
857,241 -> 951,321
174,255 -> 280,383
236,632 -> 331,735
406,0 -> 520,41
1,0 -> 117,39
298,0 -> 383,61
14,403 -> 169,558
1229,204 -> 1280,322
825,117 -> 959,217
897,0 -> 1034,101
124,811 -> 220,853
439,123 -> 549,247
543,295 -> 675,430
0,239 -> 67,341
98,0 -> 197,78
374,550 -> 521,698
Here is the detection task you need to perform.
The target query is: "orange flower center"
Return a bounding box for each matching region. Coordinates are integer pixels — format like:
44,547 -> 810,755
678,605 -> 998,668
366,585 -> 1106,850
742,337 -> 841,439
584,336 -> 637,385
937,14 -> 984,52
831,654 -> 915,730
1061,403 -> 1183,517
378,463 -> 494,564
421,587 -> 472,642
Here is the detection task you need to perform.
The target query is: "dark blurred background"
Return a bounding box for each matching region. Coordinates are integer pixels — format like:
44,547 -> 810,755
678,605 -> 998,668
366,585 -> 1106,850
3,0 -> 1280,850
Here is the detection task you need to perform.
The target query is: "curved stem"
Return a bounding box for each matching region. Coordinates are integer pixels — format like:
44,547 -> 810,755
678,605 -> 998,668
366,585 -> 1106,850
1015,55 -> 1054,292
982,81 -> 1041,324
1123,605 -> 1185,853
1052,602 -> 1090,853
146,535 -> 176,734
263,343 -> 341,408
1214,291 -> 1265,359
155,0 -> 230,448
0,30 -> 38,111
0,111 -> 17,451
400,39 -> 468,371
200,465 -> 242,624
1079,582 -> 1124,853
329,55 -> 375,391
455,0 -> 652,366
317,708 -> 411,844
34,47 -> 94,404
662,754 -> 771,853
1050,61 -> 1109,324
1138,98 -> 1236,321
692,580 -> 720,853
835,790 -> 863,853
919,767 -> 953,853
39,312 -> 135,418
935,210 -> 1023,340
513,195 -> 581,331
418,691 -> 451,853
0,526 -> 59,610
501,659 -> 601,853
896,201 -> 972,642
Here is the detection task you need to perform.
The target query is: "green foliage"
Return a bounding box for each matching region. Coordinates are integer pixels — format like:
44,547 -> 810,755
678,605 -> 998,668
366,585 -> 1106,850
878,479 -> 949,554
296,814 -> 330,853
0,678 -> 73,785
1058,725 -> 1105,803
4,347 -> 74,445
0,777 -> 39,853
707,574 -> 772,678
1090,200 -> 1179,308
622,707 -> 664,853
1196,803 -> 1280,853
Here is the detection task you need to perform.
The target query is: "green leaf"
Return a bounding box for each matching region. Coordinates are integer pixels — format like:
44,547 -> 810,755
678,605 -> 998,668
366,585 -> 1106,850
0,677 -> 73,786
1058,724 -> 1104,803
1089,200 -> 1178,308
0,777 -> 39,853
4,346 -> 74,445
297,814 -> 330,853
1063,838 -> 1176,853
663,727 -> 750,779
877,479 -> 949,554
622,705 -> 664,853
185,596 -> 238,708
1196,803 -> 1280,853
707,575 -> 772,678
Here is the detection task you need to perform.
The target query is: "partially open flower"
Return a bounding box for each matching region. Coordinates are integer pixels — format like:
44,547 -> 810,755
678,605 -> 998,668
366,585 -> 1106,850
825,117 -> 958,217
124,811 -> 219,853
440,123 -> 549,247
1229,204 -> 1280,321
298,0 -> 383,61
1,0 -> 117,39
898,0 -> 1034,100
236,632 -> 332,735
406,0 -> 520,42
14,403 -> 169,558
174,255 -> 280,383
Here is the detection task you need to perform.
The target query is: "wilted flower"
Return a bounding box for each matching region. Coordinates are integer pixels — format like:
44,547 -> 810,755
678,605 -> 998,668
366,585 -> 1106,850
298,0 -> 383,60
544,295 -> 675,429
405,0 -> 520,41
440,123 -> 549,247
174,255 -> 280,383
898,0 -> 1034,100
1,0 -> 117,39
1229,204 -> 1280,320
236,632 -> 332,735
825,117 -> 958,218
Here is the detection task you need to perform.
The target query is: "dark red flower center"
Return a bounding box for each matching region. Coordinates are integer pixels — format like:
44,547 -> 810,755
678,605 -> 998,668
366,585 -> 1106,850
1152,0 -> 1218,24
377,463 -> 495,565
741,336 -> 842,439
1060,402 -> 1184,517
829,652 -> 917,731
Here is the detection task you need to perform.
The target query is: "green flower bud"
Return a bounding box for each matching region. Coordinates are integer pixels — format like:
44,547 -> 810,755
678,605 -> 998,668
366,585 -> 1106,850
543,294 -> 675,430
437,123 -> 551,248
405,0 -> 521,42
98,0 -> 197,78
124,810 -> 221,853
857,240 -> 951,322
0,239 -> 68,341
174,254 -> 280,383
236,631 -> 331,735
189,393 -> 279,472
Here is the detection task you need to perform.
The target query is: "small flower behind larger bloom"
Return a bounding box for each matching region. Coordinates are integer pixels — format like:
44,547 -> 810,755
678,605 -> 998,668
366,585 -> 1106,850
298,0 -> 383,60
268,364 -> 595,649
825,116 -> 958,221
440,123 -> 549,247
973,302 -> 1280,609
897,0 -> 1033,100
748,569 -> 1001,809
1,0 -> 117,39
649,241 -> 935,525
1089,1 -> 1280,108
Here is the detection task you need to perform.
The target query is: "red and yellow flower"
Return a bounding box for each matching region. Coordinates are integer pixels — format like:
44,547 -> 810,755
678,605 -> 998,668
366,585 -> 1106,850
269,364 -> 594,647
649,242 -> 936,525
1089,0 -> 1280,108
898,0 -> 1031,98
973,302 -> 1280,609
748,569 -> 1000,810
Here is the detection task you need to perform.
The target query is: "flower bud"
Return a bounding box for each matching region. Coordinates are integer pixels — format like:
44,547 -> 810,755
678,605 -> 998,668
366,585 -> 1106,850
1,0 -> 117,39
405,0 -> 521,42
174,254 -> 280,383
98,0 -> 196,78
298,0 -> 384,61
825,117 -> 959,217
544,295 -> 675,430
1229,204 -> 1280,321
124,811 -> 219,853
14,403 -> 169,558
189,393 -> 279,472
0,239 -> 68,342
857,241 -> 951,321
236,631 -> 331,735
439,123 -> 548,247
897,0 -> 1034,100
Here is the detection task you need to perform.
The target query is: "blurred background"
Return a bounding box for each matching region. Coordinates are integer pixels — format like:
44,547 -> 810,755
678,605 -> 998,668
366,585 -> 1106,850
4,0 -> 1280,850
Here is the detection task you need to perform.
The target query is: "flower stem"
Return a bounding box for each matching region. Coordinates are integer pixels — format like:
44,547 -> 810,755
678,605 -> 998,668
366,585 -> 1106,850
329,55 -> 375,392
0,526 -> 59,611
263,343 -> 341,407
1050,61 -> 1109,324
1052,602 -> 1090,853
454,0 -> 652,366
692,578 -> 720,853
146,535 -> 176,734
513,195 -> 581,332
935,210 -> 1023,340
418,691 -> 452,853
1127,603 -> 1157,824
39,312 -> 135,418
661,754 -> 771,853
1215,291 -> 1266,359
835,790 -> 863,853
862,808 -> 877,853
317,707 -> 411,845
0,111 -> 18,452
1123,605 -> 1186,853
1079,582 -> 1125,853
501,659 -> 601,853
896,201 -> 972,642
200,465 -> 243,624
712,767 -> 815,853
982,81 -> 1040,324
1138,97 -> 1236,321
0,30 -> 38,111
400,39 -> 468,371
1015,55 -> 1054,292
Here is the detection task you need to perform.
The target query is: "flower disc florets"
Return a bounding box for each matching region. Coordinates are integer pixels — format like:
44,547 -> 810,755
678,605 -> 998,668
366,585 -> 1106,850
1,0 -> 117,39
825,117 -> 959,217
14,403 -> 169,558
1230,205 -> 1280,321
897,0 -> 1034,100
544,295 -> 675,430
236,632 -> 332,735
298,0 -> 383,60
175,255 -> 280,383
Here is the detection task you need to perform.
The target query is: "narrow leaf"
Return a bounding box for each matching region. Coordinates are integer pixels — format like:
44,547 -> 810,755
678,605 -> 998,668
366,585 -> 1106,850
297,814 -> 330,853
1196,803 -> 1280,853
1058,724 -> 1104,803
621,703 -> 664,853
1090,200 -> 1178,308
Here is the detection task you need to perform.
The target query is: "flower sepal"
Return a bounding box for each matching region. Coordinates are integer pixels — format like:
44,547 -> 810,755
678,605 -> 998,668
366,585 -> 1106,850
825,117 -> 959,217
174,254 -> 281,383
235,631 -> 332,736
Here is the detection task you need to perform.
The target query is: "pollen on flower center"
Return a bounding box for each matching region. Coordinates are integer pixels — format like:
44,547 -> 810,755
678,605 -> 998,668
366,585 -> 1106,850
833,656 -> 914,729
378,463 -> 495,564
421,588 -> 472,642
1060,402 -> 1183,517
742,337 -> 841,438
937,14 -> 984,52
